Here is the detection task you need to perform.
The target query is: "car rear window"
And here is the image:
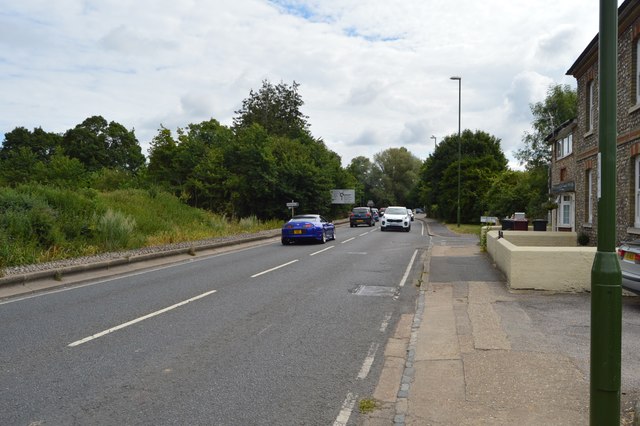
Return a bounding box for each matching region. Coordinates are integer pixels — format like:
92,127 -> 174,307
385,208 -> 406,215
353,208 -> 369,213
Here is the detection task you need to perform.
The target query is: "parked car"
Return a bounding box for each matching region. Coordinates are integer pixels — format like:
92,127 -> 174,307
415,208 -> 424,214
371,208 -> 380,222
379,207 -> 386,217
350,207 -> 375,227
380,206 -> 411,232
282,215 -> 335,245
617,240 -> 640,294
407,209 -> 414,221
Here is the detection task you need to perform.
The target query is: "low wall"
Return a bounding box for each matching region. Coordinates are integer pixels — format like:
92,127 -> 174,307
486,230 -> 595,292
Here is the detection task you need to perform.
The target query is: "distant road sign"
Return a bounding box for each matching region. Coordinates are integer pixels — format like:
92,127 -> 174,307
286,202 -> 299,208
330,189 -> 355,204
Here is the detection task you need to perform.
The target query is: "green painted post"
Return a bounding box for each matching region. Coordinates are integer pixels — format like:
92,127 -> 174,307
590,0 -> 622,424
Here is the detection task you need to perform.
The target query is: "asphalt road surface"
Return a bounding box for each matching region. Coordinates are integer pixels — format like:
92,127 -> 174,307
0,220 -> 429,425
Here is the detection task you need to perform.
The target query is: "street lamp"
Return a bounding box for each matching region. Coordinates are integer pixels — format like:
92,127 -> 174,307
430,135 -> 437,147
450,76 -> 461,227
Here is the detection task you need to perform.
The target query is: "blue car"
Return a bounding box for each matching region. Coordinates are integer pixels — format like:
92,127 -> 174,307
282,214 -> 336,245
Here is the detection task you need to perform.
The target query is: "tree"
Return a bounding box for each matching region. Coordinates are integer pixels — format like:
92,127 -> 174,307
372,147 -> 422,207
0,127 -> 61,162
515,84 -> 577,169
62,116 -> 145,172
233,80 -> 311,140
419,130 -> 507,222
346,156 -> 375,206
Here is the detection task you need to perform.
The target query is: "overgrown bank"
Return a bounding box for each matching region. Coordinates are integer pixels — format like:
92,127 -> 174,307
0,184 -> 282,271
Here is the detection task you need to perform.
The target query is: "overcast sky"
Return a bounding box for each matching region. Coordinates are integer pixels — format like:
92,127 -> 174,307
1,1 -> 623,169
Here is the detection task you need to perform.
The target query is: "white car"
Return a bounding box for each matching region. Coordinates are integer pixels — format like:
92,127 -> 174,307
380,206 -> 411,232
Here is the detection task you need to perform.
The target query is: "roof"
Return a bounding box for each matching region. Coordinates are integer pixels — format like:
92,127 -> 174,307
544,118 -> 578,143
566,0 -> 638,77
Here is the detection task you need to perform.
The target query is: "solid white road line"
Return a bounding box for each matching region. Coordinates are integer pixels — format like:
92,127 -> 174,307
250,259 -> 299,278
357,342 -> 379,379
341,237 -> 356,244
398,249 -> 418,288
359,232 -> 369,237
68,289 -> 218,347
309,245 -> 334,256
333,392 -> 357,426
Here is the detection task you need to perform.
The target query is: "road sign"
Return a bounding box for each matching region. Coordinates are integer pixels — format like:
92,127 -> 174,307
330,189 -> 355,204
286,202 -> 299,208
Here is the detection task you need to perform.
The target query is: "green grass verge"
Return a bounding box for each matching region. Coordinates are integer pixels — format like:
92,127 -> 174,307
0,185 -> 283,269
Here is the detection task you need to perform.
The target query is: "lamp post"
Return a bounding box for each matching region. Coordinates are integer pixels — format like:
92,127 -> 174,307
450,76 -> 461,227
430,135 -> 437,147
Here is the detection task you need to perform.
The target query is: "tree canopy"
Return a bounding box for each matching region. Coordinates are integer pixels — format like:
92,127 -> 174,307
233,80 -> 311,140
418,129 -> 507,223
515,84 -> 577,169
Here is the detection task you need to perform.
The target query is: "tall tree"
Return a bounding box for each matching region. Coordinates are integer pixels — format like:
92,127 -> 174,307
419,130 -> 507,222
62,116 -> 145,172
515,84 -> 577,169
372,147 -> 422,207
0,127 -> 61,161
233,80 -> 310,140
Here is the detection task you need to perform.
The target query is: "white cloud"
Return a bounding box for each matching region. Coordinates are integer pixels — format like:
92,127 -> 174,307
0,0 -> 620,169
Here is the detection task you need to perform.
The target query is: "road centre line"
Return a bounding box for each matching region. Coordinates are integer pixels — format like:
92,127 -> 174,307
251,259 -> 299,278
341,237 -> 356,244
359,232 -> 369,237
398,249 -> 418,288
333,392 -> 357,426
68,290 -> 218,347
309,245 -> 334,256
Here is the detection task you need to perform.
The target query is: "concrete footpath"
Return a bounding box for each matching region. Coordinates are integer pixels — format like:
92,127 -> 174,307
362,219 -> 639,425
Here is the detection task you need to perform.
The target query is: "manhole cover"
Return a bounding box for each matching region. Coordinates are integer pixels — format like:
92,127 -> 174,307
350,285 -> 398,297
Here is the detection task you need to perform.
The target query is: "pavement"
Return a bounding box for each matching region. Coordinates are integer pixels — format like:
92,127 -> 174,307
361,218 -> 640,426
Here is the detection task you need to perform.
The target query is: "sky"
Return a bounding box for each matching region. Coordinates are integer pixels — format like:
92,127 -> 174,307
0,1 -> 623,170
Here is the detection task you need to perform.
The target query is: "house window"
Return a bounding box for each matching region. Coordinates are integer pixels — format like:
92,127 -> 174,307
587,80 -> 594,132
585,169 -> 593,224
636,157 -> 640,228
556,134 -> 573,159
559,194 -> 574,228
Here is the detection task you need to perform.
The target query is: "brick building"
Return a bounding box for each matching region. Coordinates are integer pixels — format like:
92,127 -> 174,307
555,0 -> 640,245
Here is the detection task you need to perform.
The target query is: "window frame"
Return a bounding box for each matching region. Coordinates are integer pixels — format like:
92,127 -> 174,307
635,156 -> 640,228
585,169 -> 593,224
587,80 -> 594,132
559,194 -> 574,228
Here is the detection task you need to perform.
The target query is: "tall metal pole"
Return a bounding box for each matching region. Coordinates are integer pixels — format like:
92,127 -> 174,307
450,76 -> 462,227
431,135 -> 437,147
590,0 -> 621,424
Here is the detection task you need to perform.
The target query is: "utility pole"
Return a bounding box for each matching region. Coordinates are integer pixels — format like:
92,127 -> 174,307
590,0 -> 621,424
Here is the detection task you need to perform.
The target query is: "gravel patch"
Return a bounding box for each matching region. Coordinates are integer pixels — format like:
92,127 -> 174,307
2,229 -> 281,277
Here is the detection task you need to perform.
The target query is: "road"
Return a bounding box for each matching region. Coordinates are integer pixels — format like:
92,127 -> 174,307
0,219 -> 429,425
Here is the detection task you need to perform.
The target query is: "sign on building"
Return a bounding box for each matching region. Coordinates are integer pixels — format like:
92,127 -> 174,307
330,189 -> 355,204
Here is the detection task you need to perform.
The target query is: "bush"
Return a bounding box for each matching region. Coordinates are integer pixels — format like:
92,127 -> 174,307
577,232 -> 590,246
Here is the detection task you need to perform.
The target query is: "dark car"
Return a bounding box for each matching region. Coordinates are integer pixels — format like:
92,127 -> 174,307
617,240 -> 640,294
282,214 -> 335,245
350,207 -> 375,227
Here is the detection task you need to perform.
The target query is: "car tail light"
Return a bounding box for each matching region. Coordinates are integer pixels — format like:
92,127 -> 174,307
285,224 -> 293,229
304,224 -> 313,228
618,248 -> 640,263
366,213 -> 371,217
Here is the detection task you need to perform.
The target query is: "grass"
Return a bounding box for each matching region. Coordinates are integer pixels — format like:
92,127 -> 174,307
358,398 -> 378,414
444,223 -> 483,235
0,185 -> 283,269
